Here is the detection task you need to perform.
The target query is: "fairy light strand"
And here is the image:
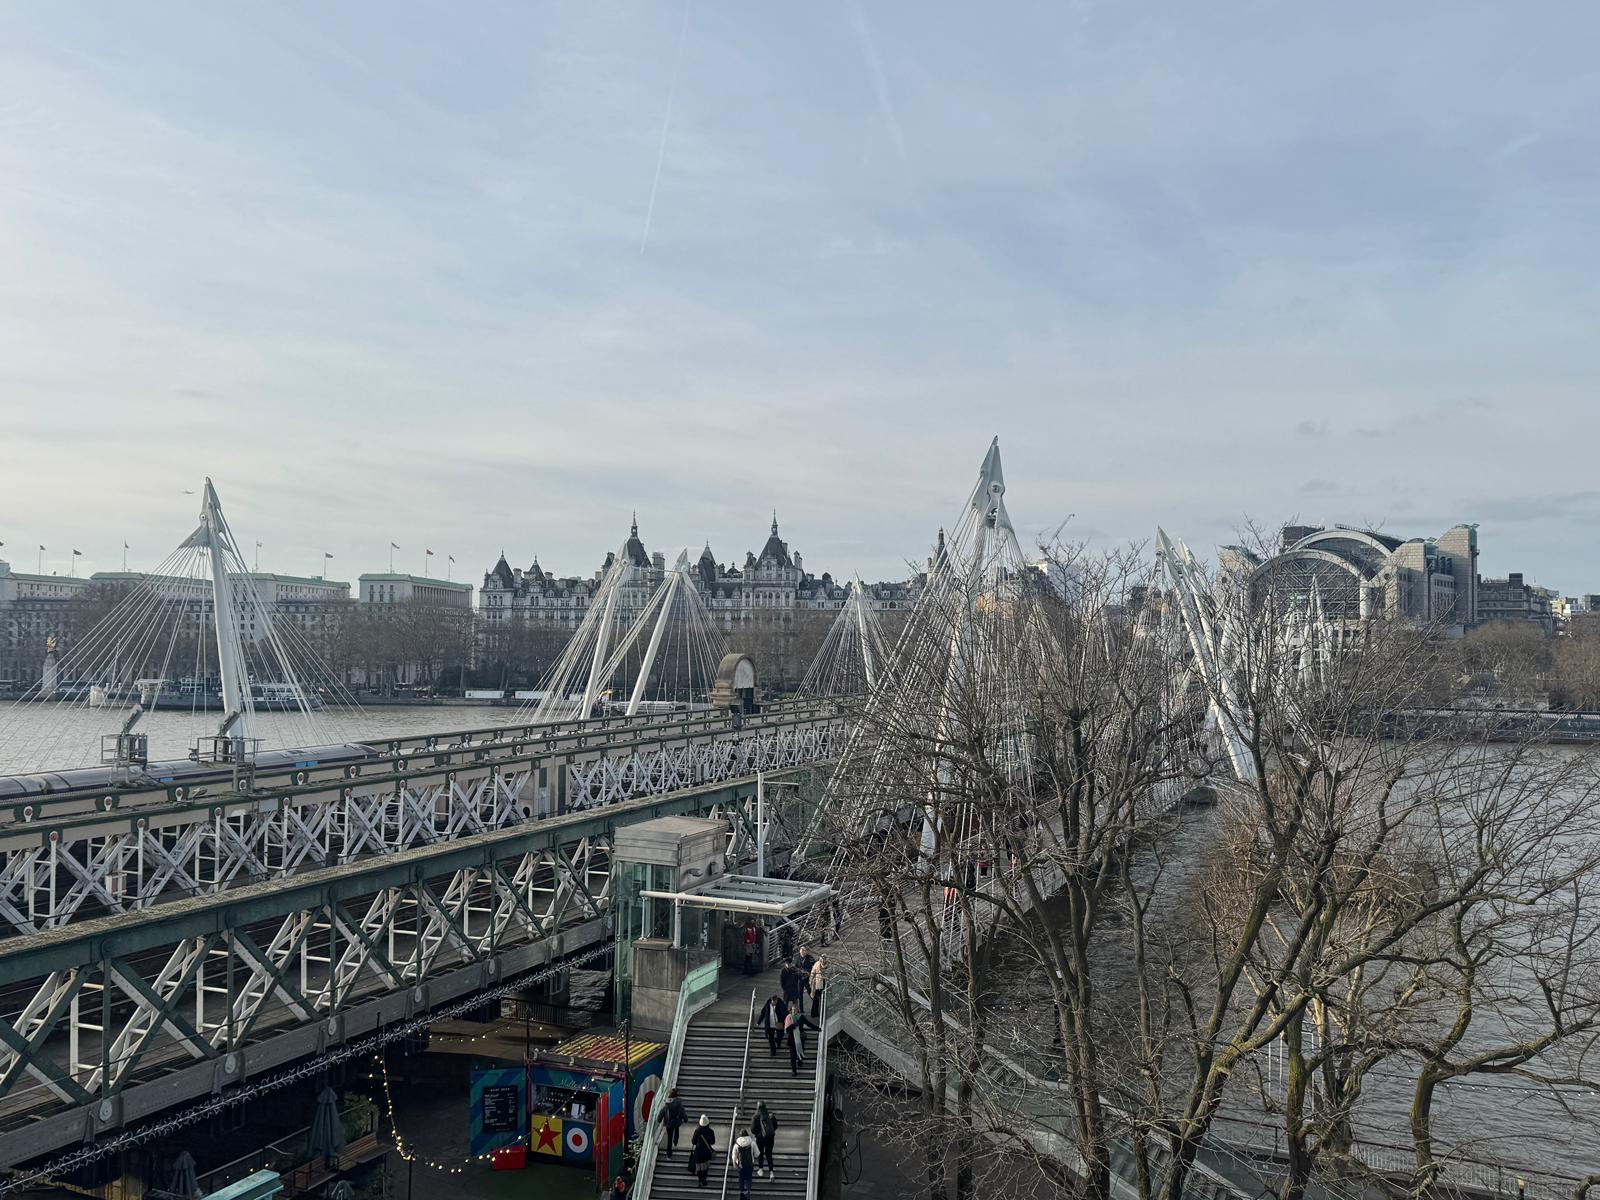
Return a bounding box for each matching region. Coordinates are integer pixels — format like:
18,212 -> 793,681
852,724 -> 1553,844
0,944 -> 610,1197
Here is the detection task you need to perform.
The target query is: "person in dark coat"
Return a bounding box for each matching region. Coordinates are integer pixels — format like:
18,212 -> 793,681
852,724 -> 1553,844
780,959 -> 802,1007
661,1087 -> 688,1157
690,1114 -> 716,1187
755,993 -> 785,1057
611,1176 -> 630,1199
751,1101 -> 779,1177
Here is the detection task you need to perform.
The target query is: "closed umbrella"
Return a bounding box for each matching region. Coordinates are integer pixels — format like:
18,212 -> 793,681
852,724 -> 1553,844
166,1149 -> 200,1199
308,1086 -> 345,1167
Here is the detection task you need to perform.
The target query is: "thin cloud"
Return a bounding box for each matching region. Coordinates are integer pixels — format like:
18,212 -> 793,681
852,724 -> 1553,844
848,0 -> 909,167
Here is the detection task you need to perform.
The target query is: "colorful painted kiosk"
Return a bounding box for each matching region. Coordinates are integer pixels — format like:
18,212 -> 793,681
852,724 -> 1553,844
470,1031 -> 666,1188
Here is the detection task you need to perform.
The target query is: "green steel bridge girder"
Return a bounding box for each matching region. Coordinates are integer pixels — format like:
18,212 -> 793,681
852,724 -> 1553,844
0,762 -> 833,1170
0,706 -> 847,933
0,771 -> 805,983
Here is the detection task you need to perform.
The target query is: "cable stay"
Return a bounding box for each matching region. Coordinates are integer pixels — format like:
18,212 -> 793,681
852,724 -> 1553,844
524,549 -> 727,724
798,574 -> 892,698
801,440 -> 1054,890
1157,528 -> 1337,786
0,479 -> 366,775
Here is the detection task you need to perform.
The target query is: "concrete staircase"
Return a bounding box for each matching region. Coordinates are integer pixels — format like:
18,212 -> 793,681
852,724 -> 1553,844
645,986 -> 819,1200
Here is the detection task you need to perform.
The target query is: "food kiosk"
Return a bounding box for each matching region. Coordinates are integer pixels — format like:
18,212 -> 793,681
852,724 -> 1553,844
471,1031 -> 666,1187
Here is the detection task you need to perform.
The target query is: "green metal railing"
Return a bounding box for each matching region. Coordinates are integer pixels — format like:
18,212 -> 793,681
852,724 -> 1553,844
634,959 -> 721,1200
806,992 -> 830,1200
718,989 -> 758,1200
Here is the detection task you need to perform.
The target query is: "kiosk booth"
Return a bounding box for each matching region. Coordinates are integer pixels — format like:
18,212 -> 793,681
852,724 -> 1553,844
469,1032 -> 665,1187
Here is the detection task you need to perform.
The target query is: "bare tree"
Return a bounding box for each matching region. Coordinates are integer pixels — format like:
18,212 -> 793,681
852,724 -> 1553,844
817,534 -> 1600,1200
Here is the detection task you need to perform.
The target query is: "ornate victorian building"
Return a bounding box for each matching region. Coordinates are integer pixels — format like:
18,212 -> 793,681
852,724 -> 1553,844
478,516 -> 921,632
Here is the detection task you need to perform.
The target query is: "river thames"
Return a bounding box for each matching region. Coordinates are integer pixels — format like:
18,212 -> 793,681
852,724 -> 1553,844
0,701 -> 512,776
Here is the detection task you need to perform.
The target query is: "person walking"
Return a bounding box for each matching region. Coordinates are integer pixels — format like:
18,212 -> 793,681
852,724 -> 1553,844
741,916 -> 760,976
780,958 -> 802,1008
611,1175 -> 630,1199
751,1101 -> 779,1178
733,1129 -> 758,1200
690,1115 -> 716,1188
786,1003 -> 819,1077
661,1087 -> 687,1157
756,993 -> 785,1057
808,954 -> 826,1019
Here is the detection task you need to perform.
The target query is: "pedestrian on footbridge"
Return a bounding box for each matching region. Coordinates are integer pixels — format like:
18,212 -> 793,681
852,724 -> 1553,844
780,958 -> 803,1008
661,1087 -> 688,1157
690,1114 -> 716,1188
808,954 -> 826,1019
784,1002 -> 819,1078
756,993 -> 786,1057
741,916 -> 760,976
734,1129 -> 758,1200
751,1101 -> 779,1178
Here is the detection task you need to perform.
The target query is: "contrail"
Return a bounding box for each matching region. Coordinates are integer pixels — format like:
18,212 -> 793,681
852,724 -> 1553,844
848,0 -> 908,166
641,0 -> 692,256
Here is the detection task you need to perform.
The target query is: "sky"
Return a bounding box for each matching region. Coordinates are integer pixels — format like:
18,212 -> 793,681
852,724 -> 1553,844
1,3 -> 1597,591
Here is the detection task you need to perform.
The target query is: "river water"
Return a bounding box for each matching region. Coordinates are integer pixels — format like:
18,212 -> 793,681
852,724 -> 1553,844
0,701 -> 513,776
3,703 -> 1596,1187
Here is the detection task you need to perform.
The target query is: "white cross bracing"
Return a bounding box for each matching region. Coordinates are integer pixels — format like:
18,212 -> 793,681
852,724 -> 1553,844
0,713 -> 842,934
0,764 -> 835,1143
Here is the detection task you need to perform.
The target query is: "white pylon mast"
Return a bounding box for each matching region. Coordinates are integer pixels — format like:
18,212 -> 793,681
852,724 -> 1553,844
851,574 -> 879,692
197,478 -> 251,740
627,554 -> 686,716
1156,528 -> 1256,784
580,549 -> 625,718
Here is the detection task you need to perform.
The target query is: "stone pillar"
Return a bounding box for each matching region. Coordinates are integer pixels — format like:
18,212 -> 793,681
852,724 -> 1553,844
629,939 -> 719,1037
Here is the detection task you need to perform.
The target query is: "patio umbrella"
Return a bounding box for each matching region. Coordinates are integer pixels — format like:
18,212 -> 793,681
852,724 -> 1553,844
166,1149 -> 201,1199
308,1086 -> 345,1167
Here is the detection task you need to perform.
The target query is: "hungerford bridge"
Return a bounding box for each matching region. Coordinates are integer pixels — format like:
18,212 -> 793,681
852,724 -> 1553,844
0,444 -> 1280,1190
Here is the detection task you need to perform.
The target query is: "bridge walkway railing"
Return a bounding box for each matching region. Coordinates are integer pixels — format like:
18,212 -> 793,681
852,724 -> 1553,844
634,959 -> 721,1200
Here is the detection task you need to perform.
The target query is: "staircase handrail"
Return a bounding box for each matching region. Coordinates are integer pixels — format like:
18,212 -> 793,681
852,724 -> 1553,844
634,958 -> 721,1200
718,988 -> 758,1200
805,991 -> 829,1200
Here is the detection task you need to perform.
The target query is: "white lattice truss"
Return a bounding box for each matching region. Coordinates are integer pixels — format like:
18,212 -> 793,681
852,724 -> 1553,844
0,839 -> 614,1111
564,723 -> 826,810
0,772 -> 823,1119
0,717 -> 841,934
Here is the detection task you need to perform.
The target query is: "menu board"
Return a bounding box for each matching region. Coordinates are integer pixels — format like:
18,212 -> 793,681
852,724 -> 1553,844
482,1085 -> 520,1133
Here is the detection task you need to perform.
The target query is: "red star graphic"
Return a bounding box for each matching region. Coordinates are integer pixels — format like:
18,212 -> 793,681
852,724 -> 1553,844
536,1122 -> 560,1152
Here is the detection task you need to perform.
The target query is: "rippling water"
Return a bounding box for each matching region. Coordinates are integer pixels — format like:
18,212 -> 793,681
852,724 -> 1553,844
0,701 -> 512,775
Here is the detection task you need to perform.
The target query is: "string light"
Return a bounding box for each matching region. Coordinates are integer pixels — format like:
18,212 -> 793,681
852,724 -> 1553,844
0,944 -> 610,1198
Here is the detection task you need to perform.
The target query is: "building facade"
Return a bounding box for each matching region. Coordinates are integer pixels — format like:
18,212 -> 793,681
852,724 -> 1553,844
478,516 -> 922,632
1228,523 -> 1482,637
1478,573 -> 1557,633
0,562 -> 94,689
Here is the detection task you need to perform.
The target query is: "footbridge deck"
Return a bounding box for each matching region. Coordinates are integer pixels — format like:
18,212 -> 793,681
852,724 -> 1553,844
0,699 -> 844,934
0,705 -> 844,1170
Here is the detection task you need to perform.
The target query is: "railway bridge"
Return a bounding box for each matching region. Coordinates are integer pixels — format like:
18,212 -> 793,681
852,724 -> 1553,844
0,701 -> 844,1168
